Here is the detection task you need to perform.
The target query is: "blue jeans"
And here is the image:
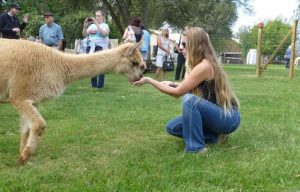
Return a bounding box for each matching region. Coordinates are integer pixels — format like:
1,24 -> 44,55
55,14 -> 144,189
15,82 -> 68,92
86,46 -> 105,88
166,94 -> 240,152
285,58 -> 290,69
91,74 -> 105,88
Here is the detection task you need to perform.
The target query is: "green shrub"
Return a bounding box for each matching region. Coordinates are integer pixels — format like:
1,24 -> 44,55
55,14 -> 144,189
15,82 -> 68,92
108,22 -> 121,40
59,10 -> 92,48
21,10 -> 44,38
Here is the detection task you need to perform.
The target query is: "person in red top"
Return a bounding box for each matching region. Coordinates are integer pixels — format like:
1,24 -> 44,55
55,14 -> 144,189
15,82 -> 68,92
121,16 -> 143,43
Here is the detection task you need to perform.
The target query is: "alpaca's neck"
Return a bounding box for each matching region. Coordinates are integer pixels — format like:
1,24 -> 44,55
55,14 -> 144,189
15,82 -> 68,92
64,49 -> 122,82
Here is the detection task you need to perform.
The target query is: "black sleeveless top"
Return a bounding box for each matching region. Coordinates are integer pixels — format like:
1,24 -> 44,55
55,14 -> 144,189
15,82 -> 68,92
130,26 -> 143,42
199,80 -> 238,109
134,30 -> 143,42
199,80 -> 217,103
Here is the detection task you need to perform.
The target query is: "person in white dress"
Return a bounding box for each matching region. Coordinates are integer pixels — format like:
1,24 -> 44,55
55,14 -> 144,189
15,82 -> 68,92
155,26 -> 171,80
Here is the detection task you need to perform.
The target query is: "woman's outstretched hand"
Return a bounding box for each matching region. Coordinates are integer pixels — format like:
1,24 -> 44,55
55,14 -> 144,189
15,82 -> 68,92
132,77 -> 151,85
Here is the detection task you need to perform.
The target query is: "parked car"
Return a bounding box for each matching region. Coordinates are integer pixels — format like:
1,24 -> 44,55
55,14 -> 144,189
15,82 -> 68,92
273,56 -> 285,64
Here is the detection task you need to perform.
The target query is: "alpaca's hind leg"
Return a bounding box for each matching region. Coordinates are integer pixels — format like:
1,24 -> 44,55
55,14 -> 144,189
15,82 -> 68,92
13,100 -> 46,165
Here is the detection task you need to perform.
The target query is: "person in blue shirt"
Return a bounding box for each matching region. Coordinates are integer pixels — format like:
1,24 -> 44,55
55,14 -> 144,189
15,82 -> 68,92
140,24 -> 151,73
284,45 -> 291,69
39,12 -> 64,51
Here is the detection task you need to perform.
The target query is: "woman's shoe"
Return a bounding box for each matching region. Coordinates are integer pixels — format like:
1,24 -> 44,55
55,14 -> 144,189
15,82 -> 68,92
218,134 -> 229,144
197,147 -> 208,156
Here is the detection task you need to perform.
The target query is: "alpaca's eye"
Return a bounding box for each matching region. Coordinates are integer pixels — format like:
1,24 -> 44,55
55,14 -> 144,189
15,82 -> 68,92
132,61 -> 139,66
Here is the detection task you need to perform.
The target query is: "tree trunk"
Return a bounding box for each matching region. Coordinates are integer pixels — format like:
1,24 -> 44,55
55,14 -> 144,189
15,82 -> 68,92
116,0 -> 131,26
102,0 -> 125,35
142,0 -> 148,28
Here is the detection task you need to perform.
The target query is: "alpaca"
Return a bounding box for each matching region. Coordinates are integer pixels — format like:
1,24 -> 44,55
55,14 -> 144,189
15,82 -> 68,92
0,39 -> 145,165
294,57 -> 300,67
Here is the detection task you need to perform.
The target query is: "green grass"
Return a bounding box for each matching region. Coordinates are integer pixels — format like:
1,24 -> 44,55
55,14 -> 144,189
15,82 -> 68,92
1,64 -> 300,191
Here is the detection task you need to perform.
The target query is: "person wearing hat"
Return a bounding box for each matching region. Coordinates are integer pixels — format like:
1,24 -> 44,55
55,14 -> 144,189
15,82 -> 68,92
39,12 -> 64,51
0,3 -> 29,39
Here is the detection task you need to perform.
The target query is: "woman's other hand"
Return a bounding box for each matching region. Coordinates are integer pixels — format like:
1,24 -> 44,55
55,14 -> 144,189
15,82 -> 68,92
162,81 -> 177,87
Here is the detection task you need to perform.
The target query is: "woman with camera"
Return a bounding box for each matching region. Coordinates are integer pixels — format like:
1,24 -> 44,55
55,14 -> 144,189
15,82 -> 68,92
82,10 -> 110,89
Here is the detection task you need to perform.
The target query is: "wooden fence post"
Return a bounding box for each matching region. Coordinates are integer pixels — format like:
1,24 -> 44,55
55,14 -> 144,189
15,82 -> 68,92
289,20 -> 298,79
256,22 -> 263,77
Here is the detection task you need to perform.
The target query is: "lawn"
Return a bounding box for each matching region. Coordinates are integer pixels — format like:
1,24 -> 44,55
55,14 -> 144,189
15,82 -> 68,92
0,64 -> 300,191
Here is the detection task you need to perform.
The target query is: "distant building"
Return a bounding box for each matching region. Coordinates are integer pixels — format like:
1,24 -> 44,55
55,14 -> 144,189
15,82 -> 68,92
219,38 -> 243,64
246,49 -> 257,64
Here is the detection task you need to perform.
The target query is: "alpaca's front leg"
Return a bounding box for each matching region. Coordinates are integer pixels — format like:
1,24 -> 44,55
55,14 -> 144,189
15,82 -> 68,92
20,127 -> 30,156
19,113 -> 46,165
19,103 -> 39,154
13,100 -> 46,165
20,120 -> 45,165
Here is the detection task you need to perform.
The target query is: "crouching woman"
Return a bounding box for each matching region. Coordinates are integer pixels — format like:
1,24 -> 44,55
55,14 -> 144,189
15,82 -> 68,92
133,27 -> 240,154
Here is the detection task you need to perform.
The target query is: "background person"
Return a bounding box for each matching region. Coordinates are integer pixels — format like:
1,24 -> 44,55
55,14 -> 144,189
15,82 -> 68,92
0,3 -> 28,39
133,27 -> 240,154
155,26 -> 170,80
284,45 -> 291,69
39,12 -> 64,50
174,26 -> 188,81
122,16 -> 143,43
140,24 -> 151,73
82,10 -> 110,89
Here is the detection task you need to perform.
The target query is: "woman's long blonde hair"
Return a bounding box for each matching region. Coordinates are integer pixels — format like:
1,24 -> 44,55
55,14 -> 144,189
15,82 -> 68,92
186,27 -> 240,111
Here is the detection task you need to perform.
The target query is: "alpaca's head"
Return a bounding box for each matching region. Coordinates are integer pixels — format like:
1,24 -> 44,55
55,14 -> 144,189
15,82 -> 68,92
117,41 -> 145,81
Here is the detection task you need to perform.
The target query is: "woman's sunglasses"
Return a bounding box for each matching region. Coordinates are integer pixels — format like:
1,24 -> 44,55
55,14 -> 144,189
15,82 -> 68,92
181,42 -> 186,48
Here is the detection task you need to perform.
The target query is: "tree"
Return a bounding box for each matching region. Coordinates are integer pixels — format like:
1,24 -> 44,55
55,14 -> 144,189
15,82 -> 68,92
236,26 -> 254,57
100,0 -> 251,51
0,0 -> 6,12
292,2 -> 300,54
237,19 -> 291,58
2,0 -> 252,49
18,0 -> 96,14
263,19 -> 291,55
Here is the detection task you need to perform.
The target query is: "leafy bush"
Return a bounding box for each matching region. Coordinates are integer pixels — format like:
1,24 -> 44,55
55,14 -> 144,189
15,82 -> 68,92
21,10 -> 44,38
108,22 -> 121,40
59,10 -> 93,49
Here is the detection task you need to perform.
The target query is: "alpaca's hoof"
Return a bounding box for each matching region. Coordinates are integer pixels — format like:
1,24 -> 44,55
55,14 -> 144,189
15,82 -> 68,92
19,147 -> 32,165
19,156 -> 28,165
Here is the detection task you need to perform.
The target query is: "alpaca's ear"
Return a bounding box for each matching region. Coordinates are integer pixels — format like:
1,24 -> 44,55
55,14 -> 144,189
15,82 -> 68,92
125,41 -> 143,57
